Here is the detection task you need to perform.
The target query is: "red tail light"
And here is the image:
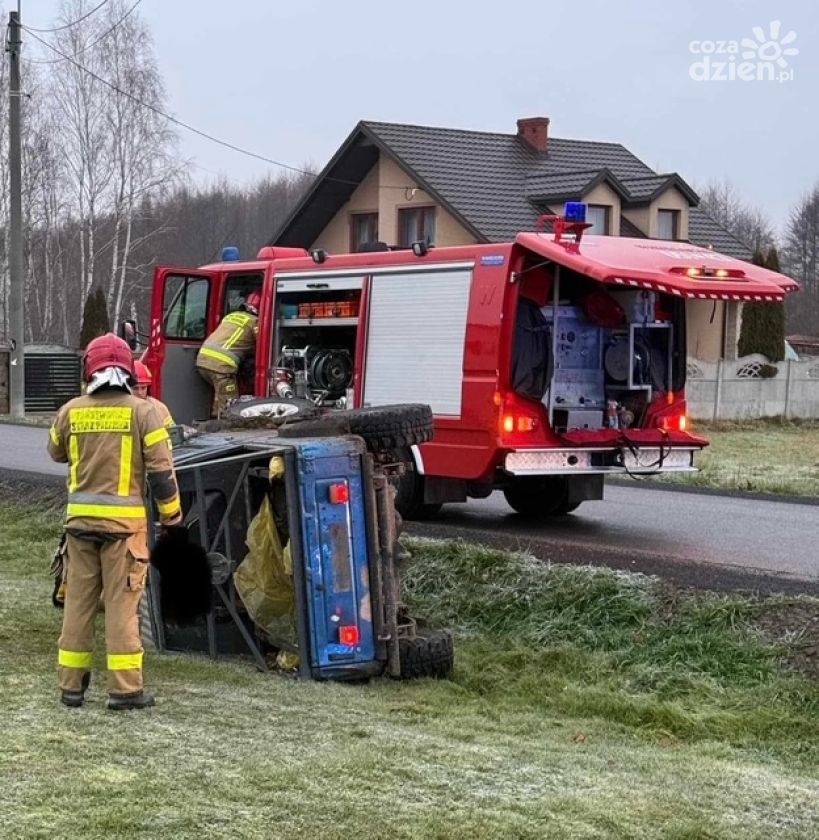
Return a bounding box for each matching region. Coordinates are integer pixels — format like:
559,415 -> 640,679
328,483 -> 350,504
660,413 -> 688,432
339,625 -> 359,646
497,391 -> 543,443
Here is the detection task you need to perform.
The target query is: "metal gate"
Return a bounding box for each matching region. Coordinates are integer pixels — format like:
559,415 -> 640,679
24,346 -> 81,412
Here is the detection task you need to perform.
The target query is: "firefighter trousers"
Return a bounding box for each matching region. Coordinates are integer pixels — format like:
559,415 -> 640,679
58,531 -> 149,696
197,367 -> 237,418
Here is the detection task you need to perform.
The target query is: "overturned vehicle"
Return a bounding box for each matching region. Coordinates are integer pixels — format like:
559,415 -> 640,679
143,404 -> 453,682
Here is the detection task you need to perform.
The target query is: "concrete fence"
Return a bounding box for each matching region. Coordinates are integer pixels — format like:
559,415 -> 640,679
686,354 -> 819,420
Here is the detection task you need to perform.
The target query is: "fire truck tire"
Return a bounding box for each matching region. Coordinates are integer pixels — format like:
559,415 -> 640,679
398,629 -> 454,680
503,476 -> 573,517
343,404 -> 434,452
224,397 -> 319,422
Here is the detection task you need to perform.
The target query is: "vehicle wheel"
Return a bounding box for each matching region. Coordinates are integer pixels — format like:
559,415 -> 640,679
398,629 -> 454,680
225,397 -> 319,421
555,501 -> 582,515
503,476 -> 570,517
343,404 -> 433,452
394,459 -> 442,520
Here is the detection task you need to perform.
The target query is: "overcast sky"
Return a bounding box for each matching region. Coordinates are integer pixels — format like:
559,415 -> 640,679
16,0 -> 819,229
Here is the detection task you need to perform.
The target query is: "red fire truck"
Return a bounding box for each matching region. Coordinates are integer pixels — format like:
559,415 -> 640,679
139,205 -> 797,518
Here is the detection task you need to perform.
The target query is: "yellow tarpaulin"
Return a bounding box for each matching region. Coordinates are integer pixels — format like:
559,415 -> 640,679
233,458 -> 298,651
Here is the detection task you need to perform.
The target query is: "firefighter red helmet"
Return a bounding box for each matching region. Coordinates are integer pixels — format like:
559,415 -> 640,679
83,333 -> 135,381
134,361 -> 152,386
244,290 -> 261,315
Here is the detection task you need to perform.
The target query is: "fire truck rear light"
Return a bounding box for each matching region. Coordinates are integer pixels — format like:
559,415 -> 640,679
661,414 -> 688,432
339,625 -> 359,646
328,483 -> 349,504
673,266 -> 746,280
502,413 -> 538,434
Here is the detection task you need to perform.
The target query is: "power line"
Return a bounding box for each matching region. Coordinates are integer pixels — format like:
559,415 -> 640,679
21,23 -> 417,192
24,0 -> 111,33
25,0 -> 143,66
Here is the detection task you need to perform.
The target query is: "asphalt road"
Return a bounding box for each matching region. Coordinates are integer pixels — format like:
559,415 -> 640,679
1,423 -> 816,591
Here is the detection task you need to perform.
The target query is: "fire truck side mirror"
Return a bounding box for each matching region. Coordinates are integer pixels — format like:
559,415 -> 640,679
118,319 -> 138,351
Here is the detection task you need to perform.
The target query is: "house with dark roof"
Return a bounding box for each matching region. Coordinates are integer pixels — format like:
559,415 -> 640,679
272,117 -> 751,360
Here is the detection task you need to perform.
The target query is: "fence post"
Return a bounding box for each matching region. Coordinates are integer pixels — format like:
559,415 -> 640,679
783,359 -> 793,419
713,359 -> 723,421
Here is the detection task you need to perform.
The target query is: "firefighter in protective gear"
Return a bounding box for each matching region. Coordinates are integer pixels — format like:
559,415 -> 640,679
48,333 -> 182,711
50,362 -> 176,612
195,290 -> 260,418
133,361 -> 174,429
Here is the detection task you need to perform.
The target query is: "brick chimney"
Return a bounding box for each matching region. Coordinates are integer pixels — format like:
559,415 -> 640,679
517,117 -> 550,153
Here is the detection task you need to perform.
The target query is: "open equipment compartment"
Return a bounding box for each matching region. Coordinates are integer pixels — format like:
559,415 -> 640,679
516,257 -> 683,436
270,273 -> 364,408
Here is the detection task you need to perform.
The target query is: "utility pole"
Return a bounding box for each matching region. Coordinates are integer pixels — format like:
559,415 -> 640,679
7,10 -> 25,417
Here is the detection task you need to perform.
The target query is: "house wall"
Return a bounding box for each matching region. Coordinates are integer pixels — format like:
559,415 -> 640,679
687,300 -> 726,362
311,154 -> 476,252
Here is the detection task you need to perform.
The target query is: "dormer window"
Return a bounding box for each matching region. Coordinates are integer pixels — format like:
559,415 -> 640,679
586,205 -> 611,235
658,209 -> 680,240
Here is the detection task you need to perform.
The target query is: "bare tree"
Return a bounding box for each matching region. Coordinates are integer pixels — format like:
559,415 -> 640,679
698,179 -> 776,253
97,0 -> 184,324
51,0 -> 116,328
782,185 -> 819,335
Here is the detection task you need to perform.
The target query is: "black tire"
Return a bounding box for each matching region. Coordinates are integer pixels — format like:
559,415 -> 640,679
503,476 -> 571,518
277,415 -> 351,439
556,501 -> 582,515
343,404 -> 434,452
399,629 -> 454,680
394,458 -> 443,520
225,397 -> 319,422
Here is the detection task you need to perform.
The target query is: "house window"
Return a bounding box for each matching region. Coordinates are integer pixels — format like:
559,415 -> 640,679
350,212 -> 379,252
586,205 -> 610,235
398,206 -> 436,247
657,209 -> 680,240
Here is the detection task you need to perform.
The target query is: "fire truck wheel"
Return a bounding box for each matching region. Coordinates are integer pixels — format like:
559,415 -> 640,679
398,629 -> 454,680
224,397 -> 319,422
503,476 -> 573,517
343,404 -> 434,452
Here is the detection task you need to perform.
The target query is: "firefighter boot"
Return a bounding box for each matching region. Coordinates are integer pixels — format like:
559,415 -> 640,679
60,671 -> 91,708
107,691 -> 155,711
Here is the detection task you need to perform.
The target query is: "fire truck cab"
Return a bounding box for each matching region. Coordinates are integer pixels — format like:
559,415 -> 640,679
141,206 -> 797,518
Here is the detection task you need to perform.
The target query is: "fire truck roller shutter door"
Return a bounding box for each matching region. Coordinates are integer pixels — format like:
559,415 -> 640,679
363,270 -> 472,416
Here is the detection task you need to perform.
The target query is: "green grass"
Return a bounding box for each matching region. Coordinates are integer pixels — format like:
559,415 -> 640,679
1,500 -> 817,839
658,418 -> 819,496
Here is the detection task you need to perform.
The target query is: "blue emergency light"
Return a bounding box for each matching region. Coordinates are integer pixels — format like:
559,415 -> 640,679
564,202 -> 587,223
221,246 -> 240,261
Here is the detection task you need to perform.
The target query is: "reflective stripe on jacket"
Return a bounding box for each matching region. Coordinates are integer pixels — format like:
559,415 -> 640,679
47,391 -> 182,533
196,311 -> 259,374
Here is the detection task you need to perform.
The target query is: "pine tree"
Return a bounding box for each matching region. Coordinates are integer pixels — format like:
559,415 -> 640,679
737,248 -> 785,361
78,289 -> 111,350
